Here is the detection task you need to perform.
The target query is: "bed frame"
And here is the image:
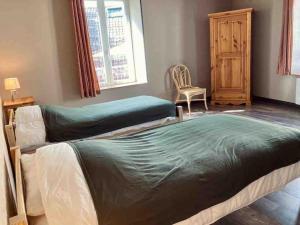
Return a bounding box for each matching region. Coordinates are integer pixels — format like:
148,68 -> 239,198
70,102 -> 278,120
5,109 -> 16,149
9,146 -> 28,225
1,99 -> 17,225
5,106 -> 184,149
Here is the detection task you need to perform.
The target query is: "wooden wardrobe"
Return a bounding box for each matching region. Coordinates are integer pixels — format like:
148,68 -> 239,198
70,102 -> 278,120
209,8 -> 253,106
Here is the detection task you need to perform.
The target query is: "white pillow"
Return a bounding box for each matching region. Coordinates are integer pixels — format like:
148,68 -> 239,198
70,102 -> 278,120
15,106 -> 46,149
21,154 -> 45,216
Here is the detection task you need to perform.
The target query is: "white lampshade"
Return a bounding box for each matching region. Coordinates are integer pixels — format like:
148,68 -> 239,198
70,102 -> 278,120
4,78 -> 20,91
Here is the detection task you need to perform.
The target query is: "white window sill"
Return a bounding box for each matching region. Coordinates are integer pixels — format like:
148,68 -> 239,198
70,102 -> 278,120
101,81 -> 148,91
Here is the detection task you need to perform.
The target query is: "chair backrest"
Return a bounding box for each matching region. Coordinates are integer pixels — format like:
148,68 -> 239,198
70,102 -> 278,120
171,64 -> 192,91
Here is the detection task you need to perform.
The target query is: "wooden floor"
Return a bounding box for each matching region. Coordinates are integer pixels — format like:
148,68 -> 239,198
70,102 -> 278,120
180,100 -> 300,225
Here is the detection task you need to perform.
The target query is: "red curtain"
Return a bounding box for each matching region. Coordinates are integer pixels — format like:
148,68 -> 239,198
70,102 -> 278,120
277,0 -> 294,75
71,0 -> 100,98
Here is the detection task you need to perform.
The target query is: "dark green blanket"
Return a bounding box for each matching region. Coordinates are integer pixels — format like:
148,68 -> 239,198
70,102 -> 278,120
41,96 -> 176,142
70,114 -> 300,225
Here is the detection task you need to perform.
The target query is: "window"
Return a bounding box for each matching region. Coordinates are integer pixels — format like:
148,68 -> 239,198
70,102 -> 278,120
84,0 -> 147,88
292,0 -> 300,75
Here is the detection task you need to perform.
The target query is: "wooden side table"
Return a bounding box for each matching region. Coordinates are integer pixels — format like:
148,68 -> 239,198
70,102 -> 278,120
3,96 -> 35,123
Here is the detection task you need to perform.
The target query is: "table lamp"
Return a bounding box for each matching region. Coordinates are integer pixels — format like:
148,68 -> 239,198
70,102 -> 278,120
4,78 -> 20,101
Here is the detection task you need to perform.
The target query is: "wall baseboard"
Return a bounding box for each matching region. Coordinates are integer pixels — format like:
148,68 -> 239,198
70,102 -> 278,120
253,96 -> 300,109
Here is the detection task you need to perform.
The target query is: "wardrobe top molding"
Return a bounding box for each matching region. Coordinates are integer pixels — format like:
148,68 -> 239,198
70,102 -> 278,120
208,8 -> 253,18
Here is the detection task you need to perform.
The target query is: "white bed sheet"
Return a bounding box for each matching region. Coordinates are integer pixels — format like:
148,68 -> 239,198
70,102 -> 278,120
88,117 -> 176,140
33,143 -> 300,225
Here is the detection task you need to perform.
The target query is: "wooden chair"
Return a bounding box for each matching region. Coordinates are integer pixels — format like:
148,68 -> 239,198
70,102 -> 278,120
172,64 -> 208,115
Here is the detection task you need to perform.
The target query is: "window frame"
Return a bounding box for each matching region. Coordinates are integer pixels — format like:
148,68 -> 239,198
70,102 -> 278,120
85,0 -> 147,89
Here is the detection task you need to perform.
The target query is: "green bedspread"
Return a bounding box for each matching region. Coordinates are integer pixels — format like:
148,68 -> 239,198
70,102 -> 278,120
70,114 -> 300,225
41,96 -> 176,142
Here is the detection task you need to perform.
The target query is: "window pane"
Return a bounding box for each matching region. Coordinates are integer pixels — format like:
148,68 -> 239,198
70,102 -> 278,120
84,0 -> 108,85
292,0 -> 300,75
105,0 -> 136,84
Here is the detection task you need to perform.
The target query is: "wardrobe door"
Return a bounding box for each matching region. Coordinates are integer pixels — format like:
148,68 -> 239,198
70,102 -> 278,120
216,15 -> 247,99
210,9 -> 252,106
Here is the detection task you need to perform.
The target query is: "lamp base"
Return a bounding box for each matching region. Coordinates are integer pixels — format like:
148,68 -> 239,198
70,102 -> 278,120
10,90 -> 17,102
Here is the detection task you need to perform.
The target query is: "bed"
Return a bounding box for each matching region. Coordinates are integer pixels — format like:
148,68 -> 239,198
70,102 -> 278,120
5,96 -> 183,150
11,114 -> 300,225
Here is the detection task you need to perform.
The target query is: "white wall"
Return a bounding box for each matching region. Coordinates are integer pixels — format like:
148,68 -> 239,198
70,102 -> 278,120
232,0 -> 297,103
0,0 -> 232,107
1,0 -> 296,105
296,79 -> 300,105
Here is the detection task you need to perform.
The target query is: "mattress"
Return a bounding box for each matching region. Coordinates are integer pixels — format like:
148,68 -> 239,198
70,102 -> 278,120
29,143 -> 300,225
28,115 -> 300,225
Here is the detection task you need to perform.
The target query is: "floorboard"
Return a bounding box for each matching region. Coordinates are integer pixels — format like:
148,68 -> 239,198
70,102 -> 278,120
179,100 -> 300,225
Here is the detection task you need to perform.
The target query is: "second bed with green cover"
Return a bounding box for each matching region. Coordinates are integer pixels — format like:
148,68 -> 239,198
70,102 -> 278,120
69,114 -> 300,225
41,96 -> 176,142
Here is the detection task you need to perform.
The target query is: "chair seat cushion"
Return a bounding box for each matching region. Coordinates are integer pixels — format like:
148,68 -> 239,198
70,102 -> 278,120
179,87 -> 206,95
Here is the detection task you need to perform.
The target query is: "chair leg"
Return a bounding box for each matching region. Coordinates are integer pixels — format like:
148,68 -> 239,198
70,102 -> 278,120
187,96 -> 191,116
204,91 -> 208,110
175,93 -> 180,104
